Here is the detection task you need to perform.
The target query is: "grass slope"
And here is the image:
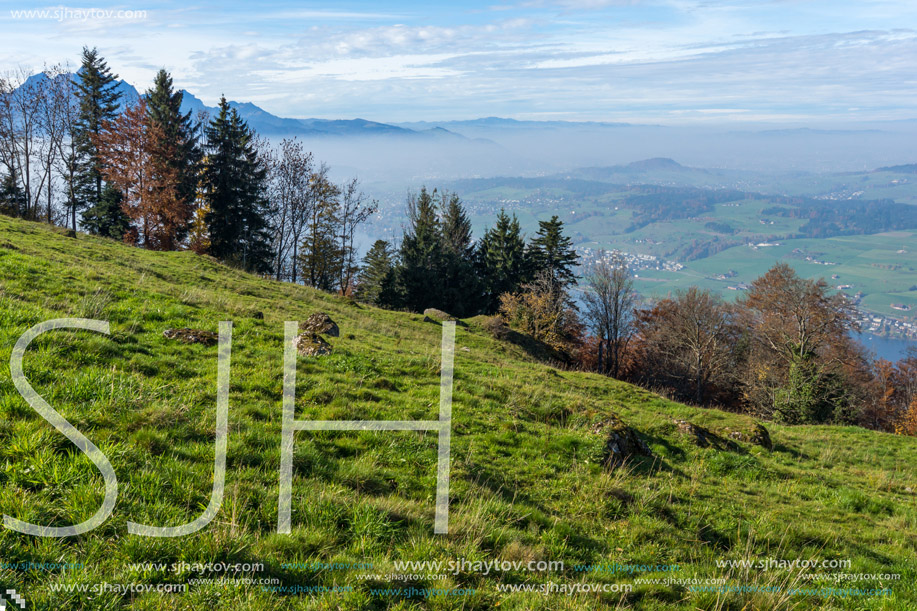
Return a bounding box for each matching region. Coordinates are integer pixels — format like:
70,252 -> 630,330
0,216 -> 914,610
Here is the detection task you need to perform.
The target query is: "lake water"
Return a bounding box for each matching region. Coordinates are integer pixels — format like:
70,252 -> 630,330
855,333 -> 915,362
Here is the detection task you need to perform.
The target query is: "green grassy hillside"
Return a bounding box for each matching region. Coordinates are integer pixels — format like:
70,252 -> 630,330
0,216 -> 914,610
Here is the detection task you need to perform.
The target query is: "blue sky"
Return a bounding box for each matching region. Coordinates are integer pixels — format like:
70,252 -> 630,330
1,1 -> 915,123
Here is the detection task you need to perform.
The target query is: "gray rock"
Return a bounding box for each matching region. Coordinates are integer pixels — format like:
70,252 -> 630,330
300,312 -> 339,337
422,308 -> 456,322
293,333 -> 332,357
724,422 -> 773,450
592,415 -> 653,470
163,328 -> 218,346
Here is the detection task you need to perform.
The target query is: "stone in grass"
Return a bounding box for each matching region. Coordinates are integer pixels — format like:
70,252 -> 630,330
724,422 -> 773,451
163,328 -> 218,346
299,312 -> 339,337
423,308 -> 456,322
422,308 -> 467,326
673,419 -> 739,451
674,419 -> 717,448
293,333 -> 332,357
592,415 -> 653,470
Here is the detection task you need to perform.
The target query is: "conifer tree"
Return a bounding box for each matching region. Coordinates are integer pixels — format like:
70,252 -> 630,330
146,69 -> 200,245
476,209 -> 527,313
0,168 -> 27,217
201,97 -> 272,272
441,191 -> 473,257
397,187 -> 445,312
440,191 -> 480,316
529,215 -> 578,293
356,239 -> 399,307
80,183 -> 129,239
74,47 -> 121,229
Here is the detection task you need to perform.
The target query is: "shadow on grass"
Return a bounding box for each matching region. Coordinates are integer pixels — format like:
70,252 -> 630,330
772,442 -> 810,460
497,327 -> 569,365
628,435 -> 688,479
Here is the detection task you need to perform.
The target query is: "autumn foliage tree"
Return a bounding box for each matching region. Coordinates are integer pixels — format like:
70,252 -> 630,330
739,263 -> 858,423
94,99 -> 192,249
499,269 -> 583,358
891,349 -> 917,434
631,288 -> 741,405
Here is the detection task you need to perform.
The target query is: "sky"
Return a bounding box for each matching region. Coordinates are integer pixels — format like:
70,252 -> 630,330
0,1 -> 915,124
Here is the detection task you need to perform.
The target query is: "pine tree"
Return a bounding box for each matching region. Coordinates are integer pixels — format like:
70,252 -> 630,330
356,240 -> 399,307
476,209 -> 527,313
397,187 -> 445,312
440,191 -> 480,316
80,183 -> 129,240
0,168 -> 27,217
529,215 -> 578,293
74,47 -> 122,231
441,191 -> 472,257
201,97 -> 273,272
146,69 -> 200,245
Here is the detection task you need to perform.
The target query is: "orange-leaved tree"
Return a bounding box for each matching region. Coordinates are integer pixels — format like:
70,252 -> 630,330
94,99 -> 192,250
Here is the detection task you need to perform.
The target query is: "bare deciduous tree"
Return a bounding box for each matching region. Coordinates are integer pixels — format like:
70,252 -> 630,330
583,250 -> 635,378
38,65 -> 73,224
0,67 -> 49,218
336,177 -> 377,295
267,138 -> 313,281
636,288 -> 740,405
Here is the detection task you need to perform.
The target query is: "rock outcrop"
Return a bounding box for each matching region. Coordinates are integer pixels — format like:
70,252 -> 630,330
293,333 -> 332,357
423,308 -> 456,322
592,415 -> 653,470
299,312 -> 339,337
674,418 -> 773,451
725,423 -> 773,450
674,419 -> 717,448
163,328 -> 218,346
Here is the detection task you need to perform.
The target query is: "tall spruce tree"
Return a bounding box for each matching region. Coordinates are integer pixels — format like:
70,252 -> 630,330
397,187 -> 445,312
0,168 -> 27,217
529,215 -> 578,293
74,47 -> 122,231
146,69 -> 200,245
356,239 -> 399,307
476,209 -> 528,313
441,192 -> 472,257
202,97 -> 272,272
440,191 -> 480,316
81,183 -> 129,239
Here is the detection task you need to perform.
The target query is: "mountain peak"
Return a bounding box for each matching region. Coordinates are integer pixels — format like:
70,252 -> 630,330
626,158 -> 685,171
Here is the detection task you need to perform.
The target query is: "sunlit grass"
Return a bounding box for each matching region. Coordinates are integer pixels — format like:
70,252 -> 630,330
0,215 -> 914,610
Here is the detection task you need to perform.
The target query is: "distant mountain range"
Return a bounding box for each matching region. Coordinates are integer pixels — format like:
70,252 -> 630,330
396,117 -> 636,130
176,89 -> 440,138
15,72 -> 474,140
10,74 -> 917,177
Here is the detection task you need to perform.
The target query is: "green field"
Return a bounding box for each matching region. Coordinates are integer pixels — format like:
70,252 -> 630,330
0,216 -> 916,610
638,232 -> 917,306
445,173 -> 917,325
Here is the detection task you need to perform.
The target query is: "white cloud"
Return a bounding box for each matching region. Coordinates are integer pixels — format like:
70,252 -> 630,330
0,1 -> 914,123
